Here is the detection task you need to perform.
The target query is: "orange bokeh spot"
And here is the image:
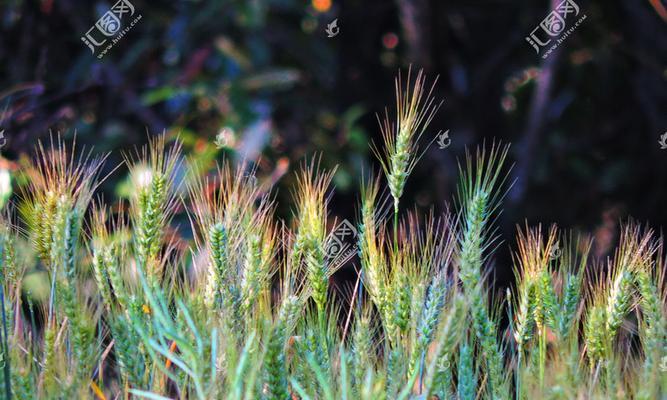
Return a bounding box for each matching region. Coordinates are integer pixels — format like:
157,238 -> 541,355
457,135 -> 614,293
312,0 -> 332,13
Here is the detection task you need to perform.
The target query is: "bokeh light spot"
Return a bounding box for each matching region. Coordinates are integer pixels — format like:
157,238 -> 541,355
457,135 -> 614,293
312,0 -> 332,13
501,95 -> 516,112
382,32 -> 399,49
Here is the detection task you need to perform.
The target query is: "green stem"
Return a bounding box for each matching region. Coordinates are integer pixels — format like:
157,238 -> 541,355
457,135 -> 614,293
393,198 -> 399,257
0,285 -> 11,400
516,350 -> 522,400
318,306 -> 326,336
539,327 -> 546,388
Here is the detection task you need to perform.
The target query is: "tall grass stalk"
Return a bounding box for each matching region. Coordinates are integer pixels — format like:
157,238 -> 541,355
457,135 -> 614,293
373,67 -> 442,261
456,144 -> 510,399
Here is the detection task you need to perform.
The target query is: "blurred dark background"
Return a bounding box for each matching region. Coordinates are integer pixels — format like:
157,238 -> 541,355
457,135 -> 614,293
0,0 -> 666,292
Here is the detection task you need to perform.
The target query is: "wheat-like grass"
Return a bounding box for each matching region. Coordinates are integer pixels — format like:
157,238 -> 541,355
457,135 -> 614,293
358,175 -> 389,330
126,135 -> 181,281
291,160 -> 335,324
373,67 -> 442,216
0,73 -> 664,399
265,295 -> 301,400
351,307 -> 374,390
456,143 -> 510,399
457,338 -> 477,400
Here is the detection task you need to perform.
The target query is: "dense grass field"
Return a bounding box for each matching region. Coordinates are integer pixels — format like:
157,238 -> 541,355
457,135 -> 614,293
0,71 -> 665,399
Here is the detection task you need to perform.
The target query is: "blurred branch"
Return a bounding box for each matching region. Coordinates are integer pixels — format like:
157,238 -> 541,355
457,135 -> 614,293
509,0 -> 562,205
397,0 -> 432,70
102,64 -> 167,133
649,0 -> 667,22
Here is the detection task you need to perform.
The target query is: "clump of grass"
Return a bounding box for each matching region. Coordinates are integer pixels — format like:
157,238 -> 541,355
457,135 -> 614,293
585,226 -> 653,372
512,225 -> 558,389
189,161 -> 276,336
0,72 -> 664,400
18,136 -> 108,396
